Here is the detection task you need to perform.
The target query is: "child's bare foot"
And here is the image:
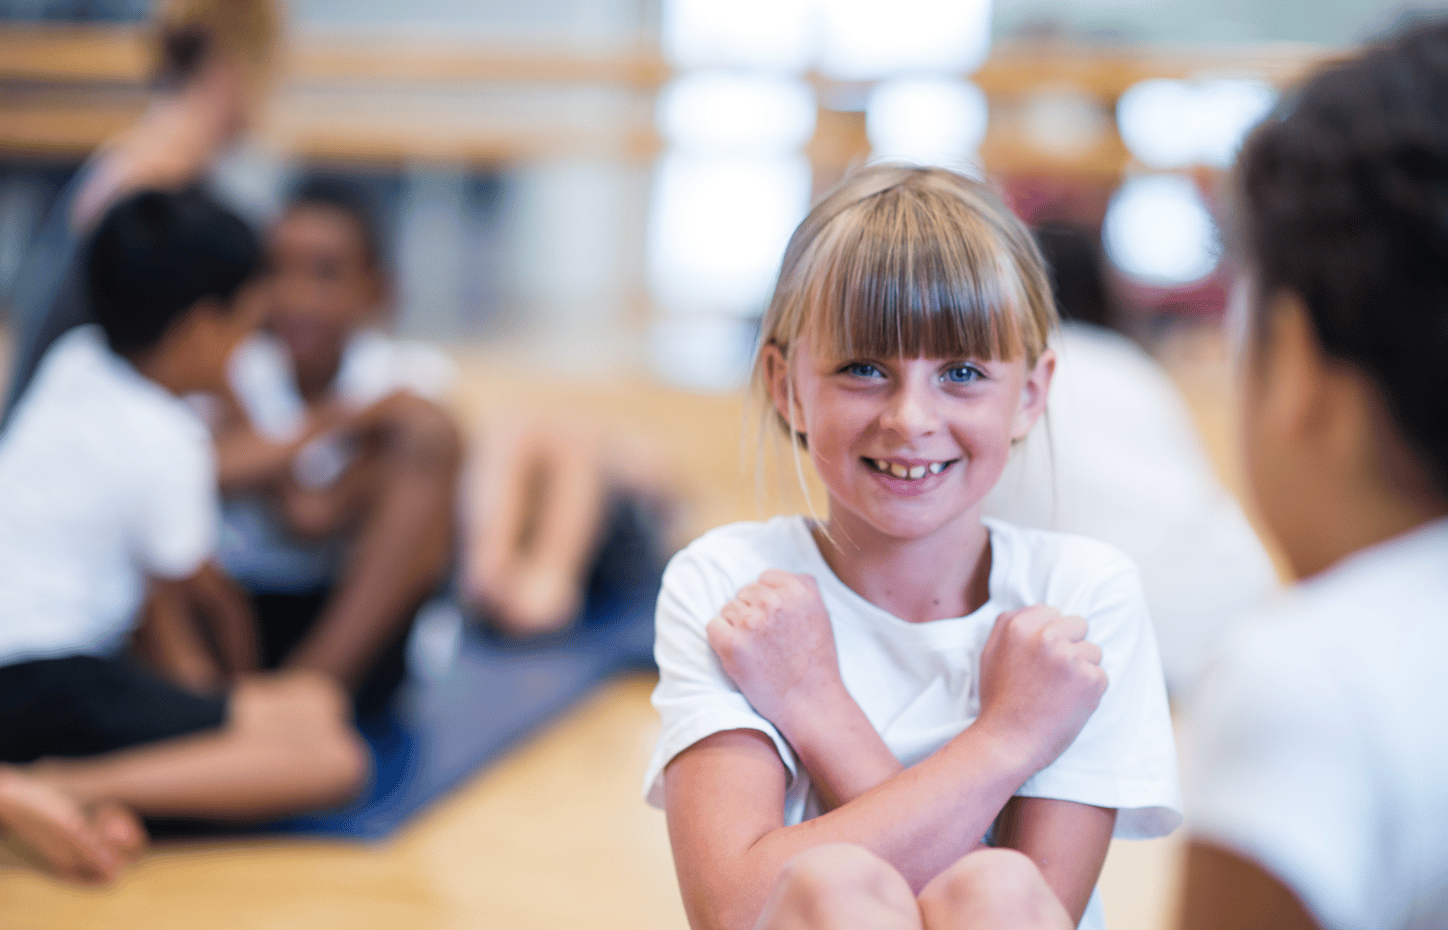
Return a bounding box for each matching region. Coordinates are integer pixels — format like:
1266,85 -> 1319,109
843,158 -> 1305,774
0,766 -> 147,884
461,546 -> 511,620
92,800 -> 148,861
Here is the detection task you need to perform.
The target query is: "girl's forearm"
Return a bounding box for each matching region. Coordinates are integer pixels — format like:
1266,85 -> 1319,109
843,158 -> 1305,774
776,686 -> 902,810
670,725 -> 1039,930
762,723 -> 1034,887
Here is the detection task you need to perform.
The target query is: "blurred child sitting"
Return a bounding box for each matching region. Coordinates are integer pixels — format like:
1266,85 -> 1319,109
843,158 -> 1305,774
210,179 -> 461,717
983,225 -> 1278,695
0,189 -> 366,842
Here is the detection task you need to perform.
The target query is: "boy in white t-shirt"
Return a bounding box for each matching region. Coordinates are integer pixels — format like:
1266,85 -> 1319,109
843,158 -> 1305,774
0,189 -> 366,872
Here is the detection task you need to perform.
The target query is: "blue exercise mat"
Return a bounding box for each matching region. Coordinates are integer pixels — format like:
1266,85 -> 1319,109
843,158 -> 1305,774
265,586 -> 658,841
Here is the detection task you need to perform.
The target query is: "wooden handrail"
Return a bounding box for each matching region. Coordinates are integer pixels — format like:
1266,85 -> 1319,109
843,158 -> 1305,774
0,24 -> 1330,169
0,24 -> 1325,95
0,25 -> 671,88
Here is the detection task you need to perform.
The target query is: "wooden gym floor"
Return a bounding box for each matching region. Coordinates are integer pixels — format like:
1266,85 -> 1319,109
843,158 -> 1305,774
0,323 -> 1253,929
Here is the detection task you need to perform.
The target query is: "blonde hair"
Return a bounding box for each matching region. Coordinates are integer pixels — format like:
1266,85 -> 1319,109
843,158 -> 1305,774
149,0 -> 283,88
752,164 -> 1057,450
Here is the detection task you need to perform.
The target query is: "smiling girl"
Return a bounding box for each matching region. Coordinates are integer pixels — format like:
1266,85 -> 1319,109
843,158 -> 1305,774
644,166 -> 1180,930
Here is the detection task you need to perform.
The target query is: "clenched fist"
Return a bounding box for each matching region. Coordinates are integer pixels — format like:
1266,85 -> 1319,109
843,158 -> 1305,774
976,606 -> 1108,776
706,570 -> 846,731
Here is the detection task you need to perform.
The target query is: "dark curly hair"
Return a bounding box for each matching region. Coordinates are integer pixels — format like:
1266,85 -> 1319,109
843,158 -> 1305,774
87,188 -> 262,356
1236,18 -> 1448,493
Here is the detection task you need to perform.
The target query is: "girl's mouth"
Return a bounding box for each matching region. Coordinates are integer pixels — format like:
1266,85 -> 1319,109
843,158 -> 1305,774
862,457 -> 958,480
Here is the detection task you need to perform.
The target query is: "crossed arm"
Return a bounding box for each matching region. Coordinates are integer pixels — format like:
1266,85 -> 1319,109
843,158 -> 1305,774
664,570 -> 1114,930
136,564 -> 260,692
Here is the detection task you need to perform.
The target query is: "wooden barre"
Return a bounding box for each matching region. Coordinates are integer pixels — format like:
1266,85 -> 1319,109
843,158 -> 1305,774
0,25 -> 670,89
0,25 -> 1327,97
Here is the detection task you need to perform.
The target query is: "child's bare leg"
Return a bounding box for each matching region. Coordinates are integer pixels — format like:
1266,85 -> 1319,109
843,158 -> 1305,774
462,415 -> 538,613
755,844 -> 923,930
918,849 -> 1073,930
283,396 -> 461,689
27,671 -> 367,820
499,421 -> 609,635
0,766 -> 145,884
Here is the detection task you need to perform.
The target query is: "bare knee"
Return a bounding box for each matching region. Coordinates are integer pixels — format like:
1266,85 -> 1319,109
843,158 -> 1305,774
309,718 -> 368,807
919,849 -> 1069,930
761,844 -> 916,930
385,396 -> 462,473
232,673 -> 369,806
246,669 -> 349,720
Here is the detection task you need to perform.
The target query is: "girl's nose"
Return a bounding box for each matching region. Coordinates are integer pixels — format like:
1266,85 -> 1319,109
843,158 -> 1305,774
880,376 -> 940,437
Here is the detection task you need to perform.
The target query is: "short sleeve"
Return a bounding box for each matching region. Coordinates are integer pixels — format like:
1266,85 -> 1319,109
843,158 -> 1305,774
132,423 -> 219,580
642,549 -> 798,809
227,335 -> 307,441
1188,631 -> 1376,930
1017,560 -> 1183,838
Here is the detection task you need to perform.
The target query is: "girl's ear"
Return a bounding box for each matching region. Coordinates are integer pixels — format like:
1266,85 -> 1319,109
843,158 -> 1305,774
1011,348 -> 1055,441
763,342 -> 804,435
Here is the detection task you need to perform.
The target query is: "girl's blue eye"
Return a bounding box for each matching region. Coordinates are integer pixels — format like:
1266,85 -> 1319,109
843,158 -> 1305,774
943,364 -> 984,384
842,361 -> 884,379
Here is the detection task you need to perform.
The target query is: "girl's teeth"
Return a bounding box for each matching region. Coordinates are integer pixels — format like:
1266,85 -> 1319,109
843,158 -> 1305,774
871,458 -> 947,479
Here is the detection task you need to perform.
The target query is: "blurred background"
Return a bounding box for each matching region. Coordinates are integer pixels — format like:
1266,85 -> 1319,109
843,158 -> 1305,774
0,2 -> 1430,929
0,0 -> 1420,392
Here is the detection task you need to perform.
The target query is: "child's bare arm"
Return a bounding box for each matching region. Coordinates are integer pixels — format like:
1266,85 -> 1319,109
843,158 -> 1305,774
214,423 -> 298,492
186,563 -> 260,676
709,571 -> 901,809
665,724 -> 1035,930
993,796 -> 1117,925
136,578 -> 224,693
136,566 -> 258,690
675,584 -> 1109,930
710,571 -> 1106,811
213,394 -> 359,495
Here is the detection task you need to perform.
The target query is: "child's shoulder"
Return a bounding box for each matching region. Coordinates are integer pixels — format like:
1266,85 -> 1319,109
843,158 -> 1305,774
665,516 -> 814,585
28,325 -> 196,433
985,517 -> 1142,605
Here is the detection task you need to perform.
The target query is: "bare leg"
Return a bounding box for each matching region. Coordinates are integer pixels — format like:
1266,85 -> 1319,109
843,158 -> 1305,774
462,415 -> 543,619
755,844 -> 923,930
0,767 -> 146,884
27,671 -> 367,820
282,396 -> 461,690
918,849 -> 1074,930
463,417 -> 611,637
499,420 -> 608,635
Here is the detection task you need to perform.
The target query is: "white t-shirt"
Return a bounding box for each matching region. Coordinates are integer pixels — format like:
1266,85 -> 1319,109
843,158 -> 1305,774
983,323 -> 1279,696
0,326 -> 217,665
645,516 -> 1182,930
1188,518 -> 1448,930
216,329 -> 454,592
